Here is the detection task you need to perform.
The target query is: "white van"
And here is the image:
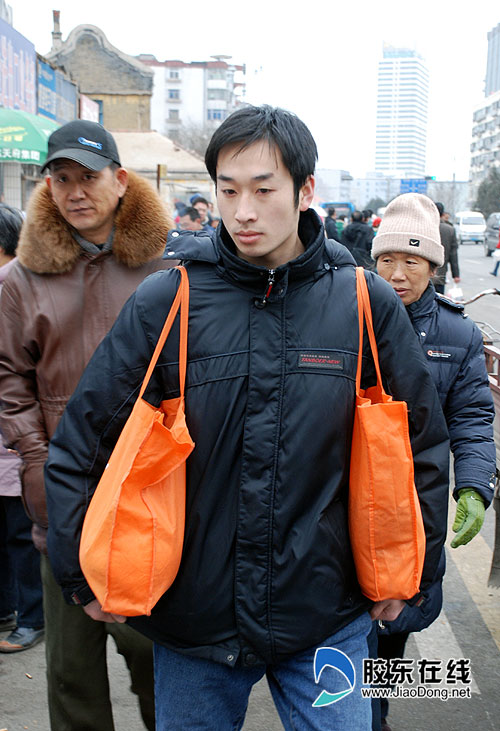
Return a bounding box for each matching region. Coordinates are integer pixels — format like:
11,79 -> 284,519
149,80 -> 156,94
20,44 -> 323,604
454,210 -> 486,245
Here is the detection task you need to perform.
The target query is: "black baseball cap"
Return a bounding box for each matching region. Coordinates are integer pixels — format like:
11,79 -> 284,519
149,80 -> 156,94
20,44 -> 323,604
41,120 -> 121,173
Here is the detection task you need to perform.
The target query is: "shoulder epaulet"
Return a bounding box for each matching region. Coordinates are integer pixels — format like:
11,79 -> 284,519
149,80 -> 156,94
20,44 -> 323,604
164,229 -> 219,264
435,293 -> 467,317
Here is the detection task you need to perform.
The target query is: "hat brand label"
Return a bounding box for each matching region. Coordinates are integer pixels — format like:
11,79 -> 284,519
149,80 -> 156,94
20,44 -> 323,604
78,136 -> 103,150
409,238 -> 420,247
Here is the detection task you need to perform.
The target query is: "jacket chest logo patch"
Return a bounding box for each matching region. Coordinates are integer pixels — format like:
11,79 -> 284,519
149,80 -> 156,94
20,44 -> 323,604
427,349 -> 452,359
409,238 -> 420,247
298,352 -> 344,371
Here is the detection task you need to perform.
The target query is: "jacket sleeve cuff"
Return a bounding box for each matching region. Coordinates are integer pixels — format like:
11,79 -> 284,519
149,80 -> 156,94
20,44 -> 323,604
453,480 -> 495,508
64,583 -> 96,607
14,433 -> 48,460
406,592 -> 424,607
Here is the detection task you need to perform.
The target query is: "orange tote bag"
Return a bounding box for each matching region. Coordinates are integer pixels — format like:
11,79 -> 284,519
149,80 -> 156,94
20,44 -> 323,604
79,266 -> 194,616
348,267 -> 426,602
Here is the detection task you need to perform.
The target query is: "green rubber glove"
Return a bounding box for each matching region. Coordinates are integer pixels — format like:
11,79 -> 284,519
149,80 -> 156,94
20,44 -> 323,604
451,488 -> 485,548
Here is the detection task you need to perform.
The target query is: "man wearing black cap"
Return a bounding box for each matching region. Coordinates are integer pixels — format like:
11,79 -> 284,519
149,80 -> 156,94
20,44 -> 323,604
0,120 -> 175,730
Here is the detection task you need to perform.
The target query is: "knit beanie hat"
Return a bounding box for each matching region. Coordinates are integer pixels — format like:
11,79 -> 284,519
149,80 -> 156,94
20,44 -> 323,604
371,193 -> 444,266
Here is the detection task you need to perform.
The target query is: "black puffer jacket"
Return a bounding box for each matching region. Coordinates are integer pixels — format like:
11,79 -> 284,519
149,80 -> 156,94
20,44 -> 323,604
46,211 -> 449,667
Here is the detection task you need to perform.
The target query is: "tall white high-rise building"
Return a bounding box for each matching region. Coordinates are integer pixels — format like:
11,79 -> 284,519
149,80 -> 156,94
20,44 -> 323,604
375,44 -> 429,178
486,22 -> 500,97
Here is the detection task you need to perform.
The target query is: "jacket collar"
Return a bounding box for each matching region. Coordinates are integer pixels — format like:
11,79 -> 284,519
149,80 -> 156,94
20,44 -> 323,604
17,171 -> 172,274
216,208 -> 325,283
406,282 -> 438,318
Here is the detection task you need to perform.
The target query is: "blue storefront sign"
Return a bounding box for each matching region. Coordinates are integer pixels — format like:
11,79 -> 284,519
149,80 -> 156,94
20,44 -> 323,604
37,59 -> 77,124
399,179 -> 428,194
0,18 -> 36,113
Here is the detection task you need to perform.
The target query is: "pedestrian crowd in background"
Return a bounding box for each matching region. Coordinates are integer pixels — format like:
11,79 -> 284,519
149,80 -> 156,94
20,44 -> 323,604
0,108 -> 496,731
173,194 -> 218,232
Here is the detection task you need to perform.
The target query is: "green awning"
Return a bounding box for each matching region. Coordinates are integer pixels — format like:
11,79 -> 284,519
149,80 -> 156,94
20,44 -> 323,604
0,109 -> 60,166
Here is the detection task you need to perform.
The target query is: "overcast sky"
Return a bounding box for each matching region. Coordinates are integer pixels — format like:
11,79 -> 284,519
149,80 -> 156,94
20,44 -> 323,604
10,0 -> 500,180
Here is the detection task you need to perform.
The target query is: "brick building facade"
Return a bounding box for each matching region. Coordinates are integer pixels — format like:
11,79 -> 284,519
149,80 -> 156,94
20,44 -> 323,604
46,24 -> 153,131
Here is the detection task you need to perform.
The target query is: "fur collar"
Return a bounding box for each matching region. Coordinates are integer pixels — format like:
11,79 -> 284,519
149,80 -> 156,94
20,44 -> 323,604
17,171 -> 172,273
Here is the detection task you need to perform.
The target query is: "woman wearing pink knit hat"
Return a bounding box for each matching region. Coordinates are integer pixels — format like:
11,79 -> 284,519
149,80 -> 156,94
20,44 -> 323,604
371,193 -> 496,731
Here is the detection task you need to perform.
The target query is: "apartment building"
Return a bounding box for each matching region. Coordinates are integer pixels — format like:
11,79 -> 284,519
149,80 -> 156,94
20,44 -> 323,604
138,54 -> 246,139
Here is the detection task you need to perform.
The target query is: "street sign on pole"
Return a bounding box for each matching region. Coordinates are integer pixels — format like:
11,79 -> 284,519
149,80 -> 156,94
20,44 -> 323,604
399,179 -> 428,194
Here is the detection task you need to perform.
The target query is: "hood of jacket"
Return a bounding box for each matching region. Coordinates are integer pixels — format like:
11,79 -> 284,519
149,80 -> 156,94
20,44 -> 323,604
17,171 -> 172,274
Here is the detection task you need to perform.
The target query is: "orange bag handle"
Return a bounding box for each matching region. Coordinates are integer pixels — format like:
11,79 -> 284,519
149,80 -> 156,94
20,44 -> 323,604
355,267 -> 385,399
138,265 -> 189,400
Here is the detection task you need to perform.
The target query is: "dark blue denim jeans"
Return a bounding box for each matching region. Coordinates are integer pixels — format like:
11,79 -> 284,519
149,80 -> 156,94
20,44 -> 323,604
154,611 -> 372,730
0,495 -> 44,628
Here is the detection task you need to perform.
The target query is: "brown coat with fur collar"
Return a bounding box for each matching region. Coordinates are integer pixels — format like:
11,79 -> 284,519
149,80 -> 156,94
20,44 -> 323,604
0,171 -> 175,526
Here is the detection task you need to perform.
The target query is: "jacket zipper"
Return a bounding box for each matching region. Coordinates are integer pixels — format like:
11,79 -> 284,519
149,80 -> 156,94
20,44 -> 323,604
258,269 -> 276,308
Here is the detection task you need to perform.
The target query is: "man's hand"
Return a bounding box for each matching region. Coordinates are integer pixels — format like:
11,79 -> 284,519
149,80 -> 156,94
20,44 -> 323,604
83,599 -> 127,624
451,488 -> 485,548
370,599 -> 406,622
31,524 -> 48,555
453,277 -> 461,283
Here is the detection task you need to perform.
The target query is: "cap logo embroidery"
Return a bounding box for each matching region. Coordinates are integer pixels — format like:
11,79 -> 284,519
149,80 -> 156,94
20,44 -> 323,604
77,136 -> 103,150
409,238 -> 420,247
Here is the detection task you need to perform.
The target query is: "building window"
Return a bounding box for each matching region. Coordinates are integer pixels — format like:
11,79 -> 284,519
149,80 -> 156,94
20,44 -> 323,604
208,69 -> 226,80
169,109 -> 180,120
208,89 -> 228,100
169,70 -> 180,79
207,109 -> 225,121
168,89 -> 180,100
91,99 -> 103,124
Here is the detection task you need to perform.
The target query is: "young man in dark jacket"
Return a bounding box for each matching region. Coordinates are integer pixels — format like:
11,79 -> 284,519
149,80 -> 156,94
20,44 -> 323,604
45,107 -> 450,730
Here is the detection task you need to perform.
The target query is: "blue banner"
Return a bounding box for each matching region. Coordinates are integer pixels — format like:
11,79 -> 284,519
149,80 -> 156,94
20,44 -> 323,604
0,18 -> 36,113
37,59 -> 77,124
400,179 -> 428,194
